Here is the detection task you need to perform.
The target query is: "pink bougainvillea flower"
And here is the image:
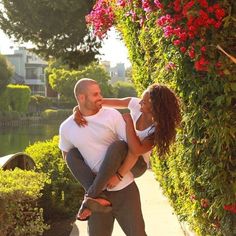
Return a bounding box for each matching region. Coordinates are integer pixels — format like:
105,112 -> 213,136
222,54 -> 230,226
180,46 -> 187,53
190,194 -> 196,201
173,39 -> 181,46
139,17 -> 145,27
200,46 -> 206,52
163,25 -> 174,38
188,48 -> 195,59
86,0 -> 115,38
194,56 -> 209,71
117,0 -> 126,7
154,0 -> 163,9
198,0 -> 208,9
224,203 -> 236,214
142,0 -> 152,13
200,198 -> 209,208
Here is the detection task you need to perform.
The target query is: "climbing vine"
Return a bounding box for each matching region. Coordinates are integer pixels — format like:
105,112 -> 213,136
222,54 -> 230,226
87,1 -> 236,235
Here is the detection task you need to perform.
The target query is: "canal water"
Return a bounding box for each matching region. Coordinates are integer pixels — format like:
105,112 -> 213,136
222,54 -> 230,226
0,121 -> 61,157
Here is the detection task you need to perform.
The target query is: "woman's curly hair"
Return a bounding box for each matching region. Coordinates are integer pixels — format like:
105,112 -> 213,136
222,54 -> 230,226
148,84 -> 181,157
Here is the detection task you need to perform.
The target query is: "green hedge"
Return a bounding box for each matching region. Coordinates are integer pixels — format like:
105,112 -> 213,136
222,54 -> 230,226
0,110 -> 22,121
0,88 -> 9,112
25,136 -> 84,220
41,109 -> 72,121
28,95 -> 52,114
0,169 -> 49,236
0,84 -> 31,113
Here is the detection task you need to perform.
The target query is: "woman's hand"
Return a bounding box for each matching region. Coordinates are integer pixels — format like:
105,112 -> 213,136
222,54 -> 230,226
122,113 -> 133,124
106,174 -> 121,189
73,106 -> 88,127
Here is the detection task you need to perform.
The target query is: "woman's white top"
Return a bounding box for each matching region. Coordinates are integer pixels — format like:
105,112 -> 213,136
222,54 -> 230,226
128,97 -> 154,163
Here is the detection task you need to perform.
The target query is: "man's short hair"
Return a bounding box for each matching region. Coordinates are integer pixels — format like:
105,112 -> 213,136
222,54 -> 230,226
74,78 -> 98,98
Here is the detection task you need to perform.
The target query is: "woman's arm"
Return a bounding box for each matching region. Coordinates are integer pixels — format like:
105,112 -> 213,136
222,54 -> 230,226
123,113 -> 154,155
73,97 -> 132,111
102,97 -> 131,108
116,114 -> 153,177
107,114 -> 153,188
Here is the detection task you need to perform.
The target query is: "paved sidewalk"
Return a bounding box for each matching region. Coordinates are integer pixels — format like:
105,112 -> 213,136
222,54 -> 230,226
70,170 -> 185,236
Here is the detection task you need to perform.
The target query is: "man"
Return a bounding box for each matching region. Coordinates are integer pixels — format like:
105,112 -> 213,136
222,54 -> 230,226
59,78 -> 146,236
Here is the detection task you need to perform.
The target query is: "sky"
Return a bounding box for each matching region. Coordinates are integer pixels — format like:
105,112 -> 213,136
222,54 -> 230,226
0,27 -> 131,68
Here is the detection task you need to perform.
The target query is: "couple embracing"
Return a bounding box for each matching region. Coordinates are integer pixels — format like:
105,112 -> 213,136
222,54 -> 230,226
59,78 -> 181,236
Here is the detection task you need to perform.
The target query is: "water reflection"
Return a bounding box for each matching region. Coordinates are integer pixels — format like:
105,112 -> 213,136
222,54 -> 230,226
0,121 -> 61,157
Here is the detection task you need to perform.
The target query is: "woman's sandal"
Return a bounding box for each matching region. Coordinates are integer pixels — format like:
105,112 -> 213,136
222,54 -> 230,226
76,197 -> 112,221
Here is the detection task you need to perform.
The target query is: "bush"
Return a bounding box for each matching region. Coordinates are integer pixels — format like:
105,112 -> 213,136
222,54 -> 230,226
7,84 -> 31,112
0,85 -> 30,114
51,98 -> 76,110
41,109 -> 72,121
25,136 -> 84,220
28,95 -> 52,114
0,54 -> 13,93
0,88 -> 9,112
0,110 -> 22,122
0,168 -> 49,236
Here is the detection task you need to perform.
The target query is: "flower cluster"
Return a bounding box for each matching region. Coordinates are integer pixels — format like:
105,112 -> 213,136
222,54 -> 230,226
86,0 -> 115,38
87,0 -> 226,72
156,0 -> 226,71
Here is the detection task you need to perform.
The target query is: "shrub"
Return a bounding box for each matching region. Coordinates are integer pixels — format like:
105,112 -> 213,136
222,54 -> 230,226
0,88 -> 9,112
41,109 -> 72,121
0,168 -> 49,236
28,95 -> 52,114
0,85 -> 31,113
25,136 -> 84,220
0,54 -> 13,93
0,110 -> 21,121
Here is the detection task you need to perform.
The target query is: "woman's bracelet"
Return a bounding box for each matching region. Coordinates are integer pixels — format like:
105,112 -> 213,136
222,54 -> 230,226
116,171 -> 123,181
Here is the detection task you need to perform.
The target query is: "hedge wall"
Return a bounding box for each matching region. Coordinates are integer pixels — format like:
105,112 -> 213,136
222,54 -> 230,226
0,84 -> 31,112
88,0 -> 236,235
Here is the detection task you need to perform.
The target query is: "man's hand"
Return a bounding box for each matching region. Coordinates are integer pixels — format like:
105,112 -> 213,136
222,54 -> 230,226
107,174 -> 121,189
73,106 -> 88,127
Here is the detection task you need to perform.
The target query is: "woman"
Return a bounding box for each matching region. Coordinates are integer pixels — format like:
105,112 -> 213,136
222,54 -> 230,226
70,84 -> 181,220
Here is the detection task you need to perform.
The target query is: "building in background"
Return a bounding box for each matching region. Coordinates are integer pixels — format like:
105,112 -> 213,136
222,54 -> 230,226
4,47 -> 47,96
101,61 -> 126,83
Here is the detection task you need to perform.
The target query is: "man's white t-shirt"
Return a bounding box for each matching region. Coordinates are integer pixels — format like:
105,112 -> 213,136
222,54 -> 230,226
128,97 -> 154,163
59,107 -> 134,191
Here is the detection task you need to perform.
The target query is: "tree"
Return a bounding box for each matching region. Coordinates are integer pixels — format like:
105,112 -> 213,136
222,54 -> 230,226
113,81 -> 137,98
0,54 -> 13,93
0,0 -> 101,68
125,67 -> 133,82
48,62 -> 114,101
